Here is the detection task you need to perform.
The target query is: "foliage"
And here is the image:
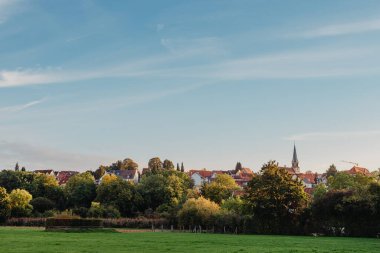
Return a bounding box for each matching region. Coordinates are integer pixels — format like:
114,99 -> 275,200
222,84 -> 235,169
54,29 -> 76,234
148,157 -> 163,173
9,189 -> 33,217
221,197 -> 244,215
0,187 -> 11,222
326,164 -> 338,178
163,159 -> 175,170
201,174 -> 239,204
327,172 -> 373,191
30,197 -> 55,213
96,177 -> 136,216
243,161 -> 308,234
178,197 -> 220,227
137,170 -> 192,211
65,172 -> 96,208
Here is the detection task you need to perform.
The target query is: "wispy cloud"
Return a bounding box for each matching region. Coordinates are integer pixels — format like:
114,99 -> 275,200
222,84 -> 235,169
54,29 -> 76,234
0,140 -> 113,170
0,98 -> 44,113
1,42 -> 380,88
284,130 -> 380,141
296,18 -> 380,38
0,0 -> 21,24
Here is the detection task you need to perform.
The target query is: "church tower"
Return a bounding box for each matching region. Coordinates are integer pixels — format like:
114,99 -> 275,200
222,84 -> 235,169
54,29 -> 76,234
292,144 -> 300,174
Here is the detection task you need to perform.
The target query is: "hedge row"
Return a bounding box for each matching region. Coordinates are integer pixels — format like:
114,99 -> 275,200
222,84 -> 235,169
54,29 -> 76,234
46,218 -> 103,229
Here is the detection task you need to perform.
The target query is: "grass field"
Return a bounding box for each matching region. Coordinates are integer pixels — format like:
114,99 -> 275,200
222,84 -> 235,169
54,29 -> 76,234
0,227 -> 379,253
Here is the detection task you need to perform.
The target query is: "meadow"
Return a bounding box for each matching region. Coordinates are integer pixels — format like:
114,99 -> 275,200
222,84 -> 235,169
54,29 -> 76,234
0,227 -> 379,253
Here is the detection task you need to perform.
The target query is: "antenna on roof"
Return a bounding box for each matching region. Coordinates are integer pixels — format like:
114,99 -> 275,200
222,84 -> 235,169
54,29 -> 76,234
341,160 -> 359,167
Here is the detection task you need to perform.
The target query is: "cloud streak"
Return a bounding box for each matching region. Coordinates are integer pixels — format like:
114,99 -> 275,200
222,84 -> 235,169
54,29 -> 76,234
284,130 -> 380,141
297,18 -> 380,38
0,98 -> 44,113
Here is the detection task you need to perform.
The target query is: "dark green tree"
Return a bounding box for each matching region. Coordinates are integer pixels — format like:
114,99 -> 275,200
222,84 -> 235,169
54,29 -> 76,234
163,159 -> 175,170
181,162 -> 185,172
243,161 -> 308,234
326,164 -> 337,178
96,177 -> 137,216
65,172 -> 96,208
14,163 -> 20,172
235,162 -> 243,173
176,163 -> 180,171
148,157 -> 163,173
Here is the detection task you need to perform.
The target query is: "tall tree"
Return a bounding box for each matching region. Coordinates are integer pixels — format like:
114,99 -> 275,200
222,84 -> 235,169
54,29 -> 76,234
181,162 -> 185,172
14,163 -> 20,172
96,177 -> 136,216
163,159 -> 175,170
201,174 -> 239,204
243,161 -> 308,234
235,162 -> 243,173
148,157 -> 163,173
65,172 -> 96,208
326,164 -> 338,178
176,163 -> 180,171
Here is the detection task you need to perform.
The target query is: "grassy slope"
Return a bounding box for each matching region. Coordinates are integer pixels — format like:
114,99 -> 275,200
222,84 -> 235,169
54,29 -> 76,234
0,227 -> 379,253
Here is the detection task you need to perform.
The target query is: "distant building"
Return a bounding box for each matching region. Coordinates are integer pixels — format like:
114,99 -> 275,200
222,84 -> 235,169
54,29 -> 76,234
344,166 -> 370,176
56,171 -> 79,185
34,170 -> 55,176
189,167 -> 255,188
99,169 -> 139,184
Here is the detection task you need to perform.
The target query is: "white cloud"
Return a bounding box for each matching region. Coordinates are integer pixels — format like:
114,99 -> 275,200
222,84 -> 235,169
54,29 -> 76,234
297,18 -> 380,38
0,98 -> 44,113
284,130 -> 380,141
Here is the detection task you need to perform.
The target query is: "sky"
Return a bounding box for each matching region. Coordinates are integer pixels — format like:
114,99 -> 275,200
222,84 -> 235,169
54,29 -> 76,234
1,0 -> 380,173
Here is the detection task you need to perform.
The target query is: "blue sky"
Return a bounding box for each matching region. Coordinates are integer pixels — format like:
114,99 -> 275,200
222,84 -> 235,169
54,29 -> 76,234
1,0 -> 380,172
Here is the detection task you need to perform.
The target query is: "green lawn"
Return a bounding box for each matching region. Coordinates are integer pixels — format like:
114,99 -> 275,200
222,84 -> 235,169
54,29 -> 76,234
0,227 -> 379,253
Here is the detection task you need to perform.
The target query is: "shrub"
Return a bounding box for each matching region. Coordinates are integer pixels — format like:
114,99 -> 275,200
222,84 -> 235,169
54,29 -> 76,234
30,197 -> 55,213
46,217 -> 103,230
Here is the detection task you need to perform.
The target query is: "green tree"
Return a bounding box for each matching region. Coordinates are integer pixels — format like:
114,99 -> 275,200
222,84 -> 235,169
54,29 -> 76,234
137,170 -> 192,211
0,187 -> 11,222
65,172 -> 96,208
148,157 -> 163,173
110,158 -> 138,171
96,176 -> 136,216
181,162 -> 185,173
235,162 -> 243,173
326,164 -> 337,178
163,159 -> 175,170
14,163 -> 20,172
0,170 -> 22,192
30,197 -> 55,213
178,197 -> 220,227
9,189 -> 33,217
94,166 -> 107,180
327,172 -> 373,191
243,161 -> 308,234
201,174 -> 239,204
176,163 -> 180,171
313,183 -> 328,201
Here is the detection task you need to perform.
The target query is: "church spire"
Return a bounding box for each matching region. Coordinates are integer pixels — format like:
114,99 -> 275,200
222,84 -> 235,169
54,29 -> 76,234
292,143 -> 299,173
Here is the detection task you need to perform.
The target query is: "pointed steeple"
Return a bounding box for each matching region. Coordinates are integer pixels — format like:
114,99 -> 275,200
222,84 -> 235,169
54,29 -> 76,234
292,143 -> 299,173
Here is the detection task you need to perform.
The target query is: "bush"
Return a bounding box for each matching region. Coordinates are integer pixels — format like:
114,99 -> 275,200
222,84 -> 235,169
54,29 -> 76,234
46,217 -> 103,230
102,217 -> 168,228
72,207 -> 89,218
30,197 -> 55,213
5,217 -> 46,227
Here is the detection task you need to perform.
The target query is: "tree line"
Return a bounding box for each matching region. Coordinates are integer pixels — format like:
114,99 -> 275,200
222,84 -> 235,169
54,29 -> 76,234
0,158 -> 379,237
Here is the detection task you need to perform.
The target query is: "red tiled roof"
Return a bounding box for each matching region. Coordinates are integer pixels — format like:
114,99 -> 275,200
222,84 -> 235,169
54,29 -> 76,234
345,166 -> 369,175
56,171 -> 79,185
189,170 -> 213,178
299,173 -> 317,184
